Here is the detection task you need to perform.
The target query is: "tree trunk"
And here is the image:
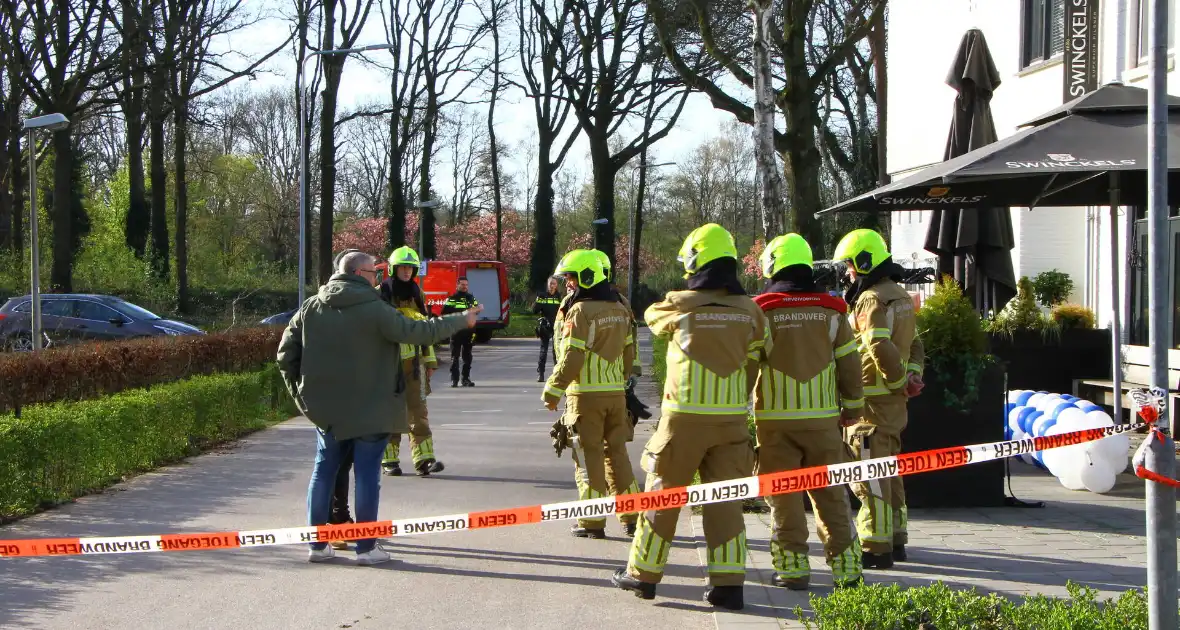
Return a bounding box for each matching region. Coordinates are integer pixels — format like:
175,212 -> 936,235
529,158 -> 557,291
630,149 -> 649,300
123,0 -> 150,258
50,129 -> 76,292
0,98 -> 10,251
488,9 -> 503,262
387,133 -> 406,251
588,134 -> 617,266
317,55 -> 345,284
778,9 -> 824,255
7,116 -> 20,257
870,6 -> 888,187
752,0 -> 785,240
174,101 -> 190,312
418,87 -> 439,259
148,65 -> 170,280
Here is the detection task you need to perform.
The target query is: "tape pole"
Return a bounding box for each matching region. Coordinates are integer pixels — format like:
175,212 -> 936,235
0,424 -> 1140,559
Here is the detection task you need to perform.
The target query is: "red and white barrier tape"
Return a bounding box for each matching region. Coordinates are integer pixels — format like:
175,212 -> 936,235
0,423 -> 1142,559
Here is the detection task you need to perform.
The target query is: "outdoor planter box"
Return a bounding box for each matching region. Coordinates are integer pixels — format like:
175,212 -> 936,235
899,360 -> 1007,508
987,328 -> 1111,395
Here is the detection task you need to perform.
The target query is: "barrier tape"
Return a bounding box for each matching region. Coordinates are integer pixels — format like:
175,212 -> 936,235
0,423 -> 1143,559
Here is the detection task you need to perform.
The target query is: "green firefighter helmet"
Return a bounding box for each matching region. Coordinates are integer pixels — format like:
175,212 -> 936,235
554,249 -> 606,289
590,249 -> 613,282
833,228 -> 891,274
677,223 -> 737,277
388,245 -> 421,270
760,233 -> 813,278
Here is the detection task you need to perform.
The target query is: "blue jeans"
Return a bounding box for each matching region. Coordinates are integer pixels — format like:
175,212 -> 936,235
307,429 -> 390,553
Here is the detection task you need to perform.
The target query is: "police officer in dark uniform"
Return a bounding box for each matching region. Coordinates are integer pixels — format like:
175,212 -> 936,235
443,277 -> 480,387
532,276 -> 563,382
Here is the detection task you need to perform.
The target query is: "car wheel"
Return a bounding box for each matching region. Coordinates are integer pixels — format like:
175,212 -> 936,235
5,332 -> 34,352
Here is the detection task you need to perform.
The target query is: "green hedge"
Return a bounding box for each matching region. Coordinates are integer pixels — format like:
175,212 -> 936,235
0,366 -> 296,521
797,581 -> 1153,630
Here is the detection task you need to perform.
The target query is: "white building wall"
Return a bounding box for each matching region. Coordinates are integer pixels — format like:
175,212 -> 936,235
886,0 -> 1179,329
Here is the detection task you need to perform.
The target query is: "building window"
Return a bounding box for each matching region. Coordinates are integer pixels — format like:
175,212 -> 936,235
1137,0 -> 1176,64
1021,0 -> 1066,68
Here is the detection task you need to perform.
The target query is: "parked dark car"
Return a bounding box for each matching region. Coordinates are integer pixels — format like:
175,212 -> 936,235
259,309 -> 296,326
0,294 -> 205,352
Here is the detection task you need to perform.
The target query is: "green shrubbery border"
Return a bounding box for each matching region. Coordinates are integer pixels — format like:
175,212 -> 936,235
796,581 -> 1154,630
0,365 -> 297,522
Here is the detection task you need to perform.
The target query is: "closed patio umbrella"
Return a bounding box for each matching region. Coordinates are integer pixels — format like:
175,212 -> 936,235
925,29 -> 1017,314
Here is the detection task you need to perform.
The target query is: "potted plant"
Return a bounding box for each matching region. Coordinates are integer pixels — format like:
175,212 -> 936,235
902,276 -> 1006,508
986,274 -> 1109,395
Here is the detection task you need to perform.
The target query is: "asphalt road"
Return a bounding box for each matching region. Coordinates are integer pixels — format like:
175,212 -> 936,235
0,337 -> 714,630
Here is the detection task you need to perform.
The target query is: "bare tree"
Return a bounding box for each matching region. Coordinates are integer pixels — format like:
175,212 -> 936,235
644,0 -> 884,254
477,0 -> 510,260
340,106 -> 391,219
115,0 -> 155,258
514,0 -> 580,290
552,0 -> 692,266
375,0 -> 426,251
414,0 -> 488,259
0,0 -> 122,291
316,0 -> 374,283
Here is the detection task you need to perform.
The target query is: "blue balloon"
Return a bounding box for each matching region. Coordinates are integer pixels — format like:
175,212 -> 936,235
1015,391 -> 1034,406
1005,402 -> 1016,415
1048,402 -> 1074,421
1077,401 -> 1102,413
1061,395 -> 1079,403
1021,410 -> 1043,434
1032,415 -> 1058,437
1004,425 -> 1012,441
1008,407 -> 1026,434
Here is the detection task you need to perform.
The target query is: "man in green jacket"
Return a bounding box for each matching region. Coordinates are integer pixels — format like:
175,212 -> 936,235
277,251 -> 481,565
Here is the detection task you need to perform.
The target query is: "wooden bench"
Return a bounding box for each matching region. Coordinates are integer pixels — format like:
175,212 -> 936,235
1073,345 -> 1180,419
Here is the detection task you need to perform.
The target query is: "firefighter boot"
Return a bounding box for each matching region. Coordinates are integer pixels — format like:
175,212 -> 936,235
862,551 -> 894,570
704,586 -> 744,611
571,525 -> 607,539
415,459 -> 436,477
623,522 -> 637,537
382,442 -> 403,476
611,568 -> 656,600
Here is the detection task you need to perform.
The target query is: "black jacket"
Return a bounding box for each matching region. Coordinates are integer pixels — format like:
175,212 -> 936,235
532,291 -> 562,325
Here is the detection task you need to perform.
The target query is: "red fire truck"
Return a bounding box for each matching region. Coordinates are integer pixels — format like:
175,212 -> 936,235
377,259 -> 511,343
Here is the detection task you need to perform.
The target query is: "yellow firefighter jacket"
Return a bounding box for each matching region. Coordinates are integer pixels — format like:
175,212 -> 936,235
752,292 -> 864,427
645,289 -> 770,415
543,299 -> 635,404
850,278 -> 924,400
390,289 -> 438,368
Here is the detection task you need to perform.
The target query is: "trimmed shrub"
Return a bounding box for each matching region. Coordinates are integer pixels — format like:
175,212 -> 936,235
0,326 -> 283,413
796,581 -> 1152,630
1052,302 -> 1098,330
0,366 -> 296,521
1033,269 -> 1075,307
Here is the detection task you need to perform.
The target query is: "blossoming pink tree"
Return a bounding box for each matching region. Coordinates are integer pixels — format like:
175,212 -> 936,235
334,212 -> 532,268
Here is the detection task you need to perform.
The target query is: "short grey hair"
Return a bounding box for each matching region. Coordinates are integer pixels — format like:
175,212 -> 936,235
338,251 -> 374,275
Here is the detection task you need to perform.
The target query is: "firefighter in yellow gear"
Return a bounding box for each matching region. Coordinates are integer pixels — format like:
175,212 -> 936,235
542,249 -> 641,539
588,249 -> 643,380
752,234 -> 865,590
832,229 -> 925,570
611,224 -> 770,612
379,246 -> 445,477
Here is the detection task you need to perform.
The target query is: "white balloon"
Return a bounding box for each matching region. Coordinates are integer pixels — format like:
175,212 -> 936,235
1041,425 -> 1070,476
1054,407 -> 1088,429
1085,409 -> 1114,427
1091,432 -> 1130,465
1079,452 -> 1118,493
1008,390 -> 1028,404
1027,393 -> 1047,409
1059,464 -> 1087,490
1037,395 -> 1064,412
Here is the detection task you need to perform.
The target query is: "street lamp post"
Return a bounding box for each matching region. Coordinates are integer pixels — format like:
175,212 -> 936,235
628,161 -> 674,307
298,43 -> 397,305
21,113 -> 70,353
